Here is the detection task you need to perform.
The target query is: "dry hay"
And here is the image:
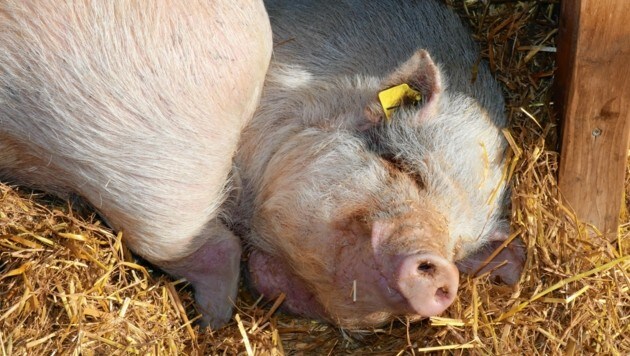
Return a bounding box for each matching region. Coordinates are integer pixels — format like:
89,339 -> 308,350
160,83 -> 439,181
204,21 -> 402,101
1,0 -> 629,355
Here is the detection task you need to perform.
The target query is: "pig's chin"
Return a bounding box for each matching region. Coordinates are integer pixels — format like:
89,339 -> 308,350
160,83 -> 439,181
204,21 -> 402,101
246,248 -> 428,329
247,248 -> 328,319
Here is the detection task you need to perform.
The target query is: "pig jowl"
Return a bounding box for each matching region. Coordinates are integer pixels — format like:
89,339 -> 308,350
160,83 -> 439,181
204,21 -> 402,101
235,0 -> 525,329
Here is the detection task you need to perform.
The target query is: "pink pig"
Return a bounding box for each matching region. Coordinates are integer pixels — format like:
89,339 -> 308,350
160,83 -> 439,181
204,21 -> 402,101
0,0 -> 272,328
232,0 -> 525,328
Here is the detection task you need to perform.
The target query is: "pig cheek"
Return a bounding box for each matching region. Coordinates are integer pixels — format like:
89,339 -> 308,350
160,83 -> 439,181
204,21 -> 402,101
333,245 -> 397,305
323,240 -> 407,326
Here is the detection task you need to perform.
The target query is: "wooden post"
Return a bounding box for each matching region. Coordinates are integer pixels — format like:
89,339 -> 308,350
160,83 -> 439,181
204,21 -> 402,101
556,0 -> 630,235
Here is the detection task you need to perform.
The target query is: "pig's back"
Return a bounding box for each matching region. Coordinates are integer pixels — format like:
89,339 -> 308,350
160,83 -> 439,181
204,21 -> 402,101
0,0 -> 272,259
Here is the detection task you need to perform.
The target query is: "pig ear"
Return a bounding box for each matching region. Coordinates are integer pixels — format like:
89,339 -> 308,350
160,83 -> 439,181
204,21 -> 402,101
364,50 -> 443,127
487,221 -> 510,241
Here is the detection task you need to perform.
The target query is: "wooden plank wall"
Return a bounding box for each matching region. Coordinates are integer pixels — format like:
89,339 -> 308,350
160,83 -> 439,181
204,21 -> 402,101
556,0 -> 630,235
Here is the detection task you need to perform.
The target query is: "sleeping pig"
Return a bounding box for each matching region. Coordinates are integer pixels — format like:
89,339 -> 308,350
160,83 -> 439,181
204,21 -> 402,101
0,0 -> 272,328
233,0 -> 525,328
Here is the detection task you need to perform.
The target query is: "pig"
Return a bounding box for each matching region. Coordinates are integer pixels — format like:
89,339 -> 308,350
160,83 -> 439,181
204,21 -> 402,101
231,0 -> 525,329
0,0 -> 272,328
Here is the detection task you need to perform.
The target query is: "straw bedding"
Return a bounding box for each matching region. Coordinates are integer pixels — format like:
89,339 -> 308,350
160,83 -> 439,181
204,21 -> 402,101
1,1 -> 628,354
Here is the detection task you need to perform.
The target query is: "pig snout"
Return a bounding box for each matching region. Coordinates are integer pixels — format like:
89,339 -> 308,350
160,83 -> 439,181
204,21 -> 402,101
392,254 -> 459,316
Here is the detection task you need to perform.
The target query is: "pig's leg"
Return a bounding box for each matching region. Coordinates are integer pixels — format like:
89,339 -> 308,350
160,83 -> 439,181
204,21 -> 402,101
162,221 -> 241,329
456,237 -> 525,285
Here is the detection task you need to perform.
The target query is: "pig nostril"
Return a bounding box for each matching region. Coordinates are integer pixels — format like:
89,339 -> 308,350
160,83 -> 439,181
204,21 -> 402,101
436,287 -> 449,299
417,261 -> 435,273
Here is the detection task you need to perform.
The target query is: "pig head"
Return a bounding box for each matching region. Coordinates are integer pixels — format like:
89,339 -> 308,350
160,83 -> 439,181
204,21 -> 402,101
234,0 -> 524,329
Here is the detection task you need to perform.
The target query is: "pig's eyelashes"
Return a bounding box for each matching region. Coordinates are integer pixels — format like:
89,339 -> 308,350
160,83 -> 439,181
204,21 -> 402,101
379,154 -> 426,190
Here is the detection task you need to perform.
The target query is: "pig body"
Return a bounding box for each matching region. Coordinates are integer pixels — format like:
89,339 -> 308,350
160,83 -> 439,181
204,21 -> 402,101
0,0 -> 272,327
234,0 -> 523,328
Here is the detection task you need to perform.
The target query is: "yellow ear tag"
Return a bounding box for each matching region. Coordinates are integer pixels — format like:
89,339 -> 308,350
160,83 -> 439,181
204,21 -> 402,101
378,84 -> 422,121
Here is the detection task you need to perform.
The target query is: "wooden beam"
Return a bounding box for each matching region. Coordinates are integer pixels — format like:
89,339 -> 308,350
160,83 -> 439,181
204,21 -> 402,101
556,0 -> 630,235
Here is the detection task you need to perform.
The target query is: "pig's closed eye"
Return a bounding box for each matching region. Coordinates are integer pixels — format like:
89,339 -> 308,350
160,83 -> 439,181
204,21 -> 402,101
381,154 -> 425,189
